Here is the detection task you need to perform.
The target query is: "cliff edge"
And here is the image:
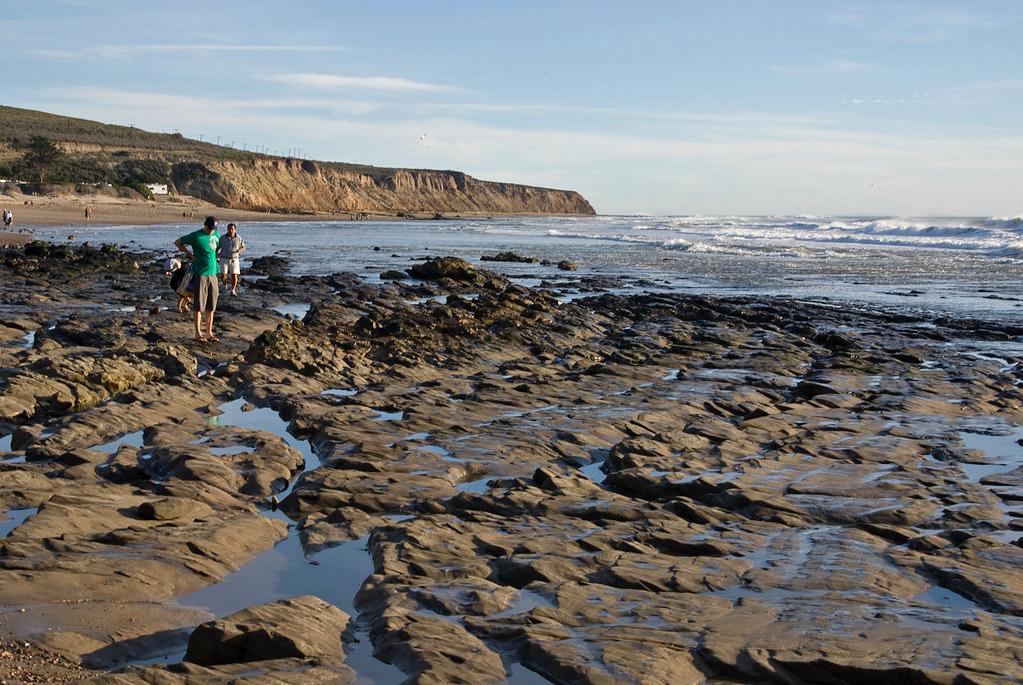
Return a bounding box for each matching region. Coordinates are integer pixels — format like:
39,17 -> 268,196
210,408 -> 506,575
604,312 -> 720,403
173,158 -> 594,215
0,106 -> 596,216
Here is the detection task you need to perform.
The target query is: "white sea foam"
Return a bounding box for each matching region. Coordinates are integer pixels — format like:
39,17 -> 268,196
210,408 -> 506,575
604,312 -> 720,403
538,215 -> 1023,260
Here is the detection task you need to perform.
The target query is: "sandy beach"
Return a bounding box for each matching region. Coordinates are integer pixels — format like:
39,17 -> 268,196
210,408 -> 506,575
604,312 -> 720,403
0,191 -> 548,229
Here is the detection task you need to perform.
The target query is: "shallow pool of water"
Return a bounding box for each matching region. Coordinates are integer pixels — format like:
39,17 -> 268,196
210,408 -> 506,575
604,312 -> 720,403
0,507 -> 37,537
91,430 -> 145,454
272,303 -> 311,319
579,460 -> 608,484
178,516 -> 405,684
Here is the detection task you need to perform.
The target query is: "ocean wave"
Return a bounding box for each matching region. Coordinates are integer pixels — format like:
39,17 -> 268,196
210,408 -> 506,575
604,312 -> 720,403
541,215 -> 1023,260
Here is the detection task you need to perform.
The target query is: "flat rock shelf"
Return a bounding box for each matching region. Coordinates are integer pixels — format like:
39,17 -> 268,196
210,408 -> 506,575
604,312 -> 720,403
0,242 -> 1022,683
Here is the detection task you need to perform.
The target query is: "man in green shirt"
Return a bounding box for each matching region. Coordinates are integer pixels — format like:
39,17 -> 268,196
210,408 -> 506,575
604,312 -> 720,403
175,216 -> 221,342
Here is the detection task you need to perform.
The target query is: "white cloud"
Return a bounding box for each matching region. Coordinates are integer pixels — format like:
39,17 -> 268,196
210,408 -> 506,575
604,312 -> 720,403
844,79 -> 1023,107
262,73 -> 459,93
23,86 -> 1023,215
39,87 -> 380,118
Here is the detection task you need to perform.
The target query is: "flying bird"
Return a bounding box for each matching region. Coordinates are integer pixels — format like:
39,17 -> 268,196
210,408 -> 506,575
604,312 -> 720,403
417,132 -> 429,144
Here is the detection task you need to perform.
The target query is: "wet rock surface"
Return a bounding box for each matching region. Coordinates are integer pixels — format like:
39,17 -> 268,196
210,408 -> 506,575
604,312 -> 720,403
2,241 -> 1023,683
185,595 -> 349,665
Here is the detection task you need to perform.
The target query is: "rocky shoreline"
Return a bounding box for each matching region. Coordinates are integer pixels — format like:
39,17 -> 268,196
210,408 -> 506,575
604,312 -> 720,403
1,243 -> 1021,684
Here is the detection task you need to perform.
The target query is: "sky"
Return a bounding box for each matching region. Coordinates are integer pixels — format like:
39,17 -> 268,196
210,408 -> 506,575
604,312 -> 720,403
3,0 -> 1021,216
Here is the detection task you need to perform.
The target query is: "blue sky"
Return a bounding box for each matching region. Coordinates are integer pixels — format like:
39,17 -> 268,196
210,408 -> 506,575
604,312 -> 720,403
4,1 -> 1021,215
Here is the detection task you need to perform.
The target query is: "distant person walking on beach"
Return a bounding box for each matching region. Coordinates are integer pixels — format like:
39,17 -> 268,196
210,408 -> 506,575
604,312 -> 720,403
175,216 -> 220,342
85,206 -> 92,222
3,209 -> 12,227
217,222 -> 246,296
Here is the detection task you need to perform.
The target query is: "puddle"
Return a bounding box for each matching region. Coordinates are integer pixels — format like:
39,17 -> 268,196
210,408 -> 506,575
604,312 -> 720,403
179,525 -> 405,684
397,432 -> 431,443
579,460 -> 608,484
456,476 -> 491,493
492,588 -> 556,619
913,586 -> 983,615
661,368 -> 680,381
208,398 -> 318,501
1,507 -> 38,537
416,444 -> 471,463
371,409 -> 404,422
0,433 -> 11,453
321,388 -> 358,398
91,430 -> 145,454
209,446 -> 255,457
501,405 -> 560,419
208,399 -> 316,466
690,367 -> 753,383
184,398 -> 405,683
18,330 -> 36,348
959,429 -> 1023,483
405,295 -> 448,306
272,303 -> 311,319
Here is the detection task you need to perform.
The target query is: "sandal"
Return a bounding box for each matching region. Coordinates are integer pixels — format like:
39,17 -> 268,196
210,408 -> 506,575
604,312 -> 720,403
207,335 -> 221,343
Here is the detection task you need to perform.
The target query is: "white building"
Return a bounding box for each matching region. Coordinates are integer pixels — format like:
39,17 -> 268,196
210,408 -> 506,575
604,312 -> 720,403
145,183 -> 169,195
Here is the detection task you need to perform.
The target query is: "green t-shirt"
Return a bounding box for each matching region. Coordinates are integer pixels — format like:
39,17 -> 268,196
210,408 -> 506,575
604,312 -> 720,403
180,229 -> 220,276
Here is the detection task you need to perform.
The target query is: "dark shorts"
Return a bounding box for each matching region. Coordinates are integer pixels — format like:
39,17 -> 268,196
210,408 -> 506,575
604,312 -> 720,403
170,268 -> 185,292
192,274 -> 219,312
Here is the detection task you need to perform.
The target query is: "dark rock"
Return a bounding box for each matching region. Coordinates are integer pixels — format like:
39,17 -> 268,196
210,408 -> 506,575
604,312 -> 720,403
557,260 -> 578,271
794,380 -> 841,399
137,497 -> 213,521
407,257 -> 479,282
248,255 -> 292,276
379,270 -> 407,281
480,252 -> 539,264
185,596 -> 348,665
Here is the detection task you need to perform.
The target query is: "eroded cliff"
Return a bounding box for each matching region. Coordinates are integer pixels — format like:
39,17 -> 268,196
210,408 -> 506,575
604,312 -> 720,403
172,158 -> 595,215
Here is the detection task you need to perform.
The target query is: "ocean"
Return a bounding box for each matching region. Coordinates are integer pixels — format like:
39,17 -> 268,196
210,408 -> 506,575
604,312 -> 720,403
33,214 -> 1023,323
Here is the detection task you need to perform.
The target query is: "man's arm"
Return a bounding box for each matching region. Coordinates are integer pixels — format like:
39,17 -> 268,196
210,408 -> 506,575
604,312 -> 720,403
175,238 -> 193,261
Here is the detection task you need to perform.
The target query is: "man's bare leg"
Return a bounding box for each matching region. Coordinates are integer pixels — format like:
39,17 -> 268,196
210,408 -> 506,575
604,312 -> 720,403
193,309 -> 204,340
205,312 -> 216,340
231,273 -> 239,295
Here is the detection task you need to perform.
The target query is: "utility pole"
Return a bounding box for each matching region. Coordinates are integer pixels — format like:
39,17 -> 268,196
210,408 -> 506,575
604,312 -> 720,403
216,135 -> 221,146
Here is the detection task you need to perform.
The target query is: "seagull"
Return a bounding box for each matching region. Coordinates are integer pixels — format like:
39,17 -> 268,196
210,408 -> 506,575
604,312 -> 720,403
417,132 -> 429,144
867,181 -> 878,188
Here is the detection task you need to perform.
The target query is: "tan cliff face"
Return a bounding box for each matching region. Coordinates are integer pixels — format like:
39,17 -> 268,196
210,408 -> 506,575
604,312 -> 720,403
172,157 -> 595,215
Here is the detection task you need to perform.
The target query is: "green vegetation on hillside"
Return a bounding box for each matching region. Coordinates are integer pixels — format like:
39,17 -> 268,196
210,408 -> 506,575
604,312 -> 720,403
0,105 -> 434,181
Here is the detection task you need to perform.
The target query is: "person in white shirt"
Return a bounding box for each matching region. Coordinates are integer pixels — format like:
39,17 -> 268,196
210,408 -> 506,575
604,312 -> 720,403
217,223 -> 246,296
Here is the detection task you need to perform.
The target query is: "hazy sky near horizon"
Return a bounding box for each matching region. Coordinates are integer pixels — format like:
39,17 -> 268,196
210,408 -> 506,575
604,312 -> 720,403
4,0 -> 1021,216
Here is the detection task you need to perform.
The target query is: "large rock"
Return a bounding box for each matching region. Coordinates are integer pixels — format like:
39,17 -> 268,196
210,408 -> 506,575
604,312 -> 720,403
480,251 -> 538,264
137,497 -> 213,521
247,255 -> 292,276
407,257 -> 479,282
185,595 -> 349,665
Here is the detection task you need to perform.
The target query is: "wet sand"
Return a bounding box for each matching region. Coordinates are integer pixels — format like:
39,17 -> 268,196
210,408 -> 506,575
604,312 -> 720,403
0,232 -> 30,247
0,192 -> 545,228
